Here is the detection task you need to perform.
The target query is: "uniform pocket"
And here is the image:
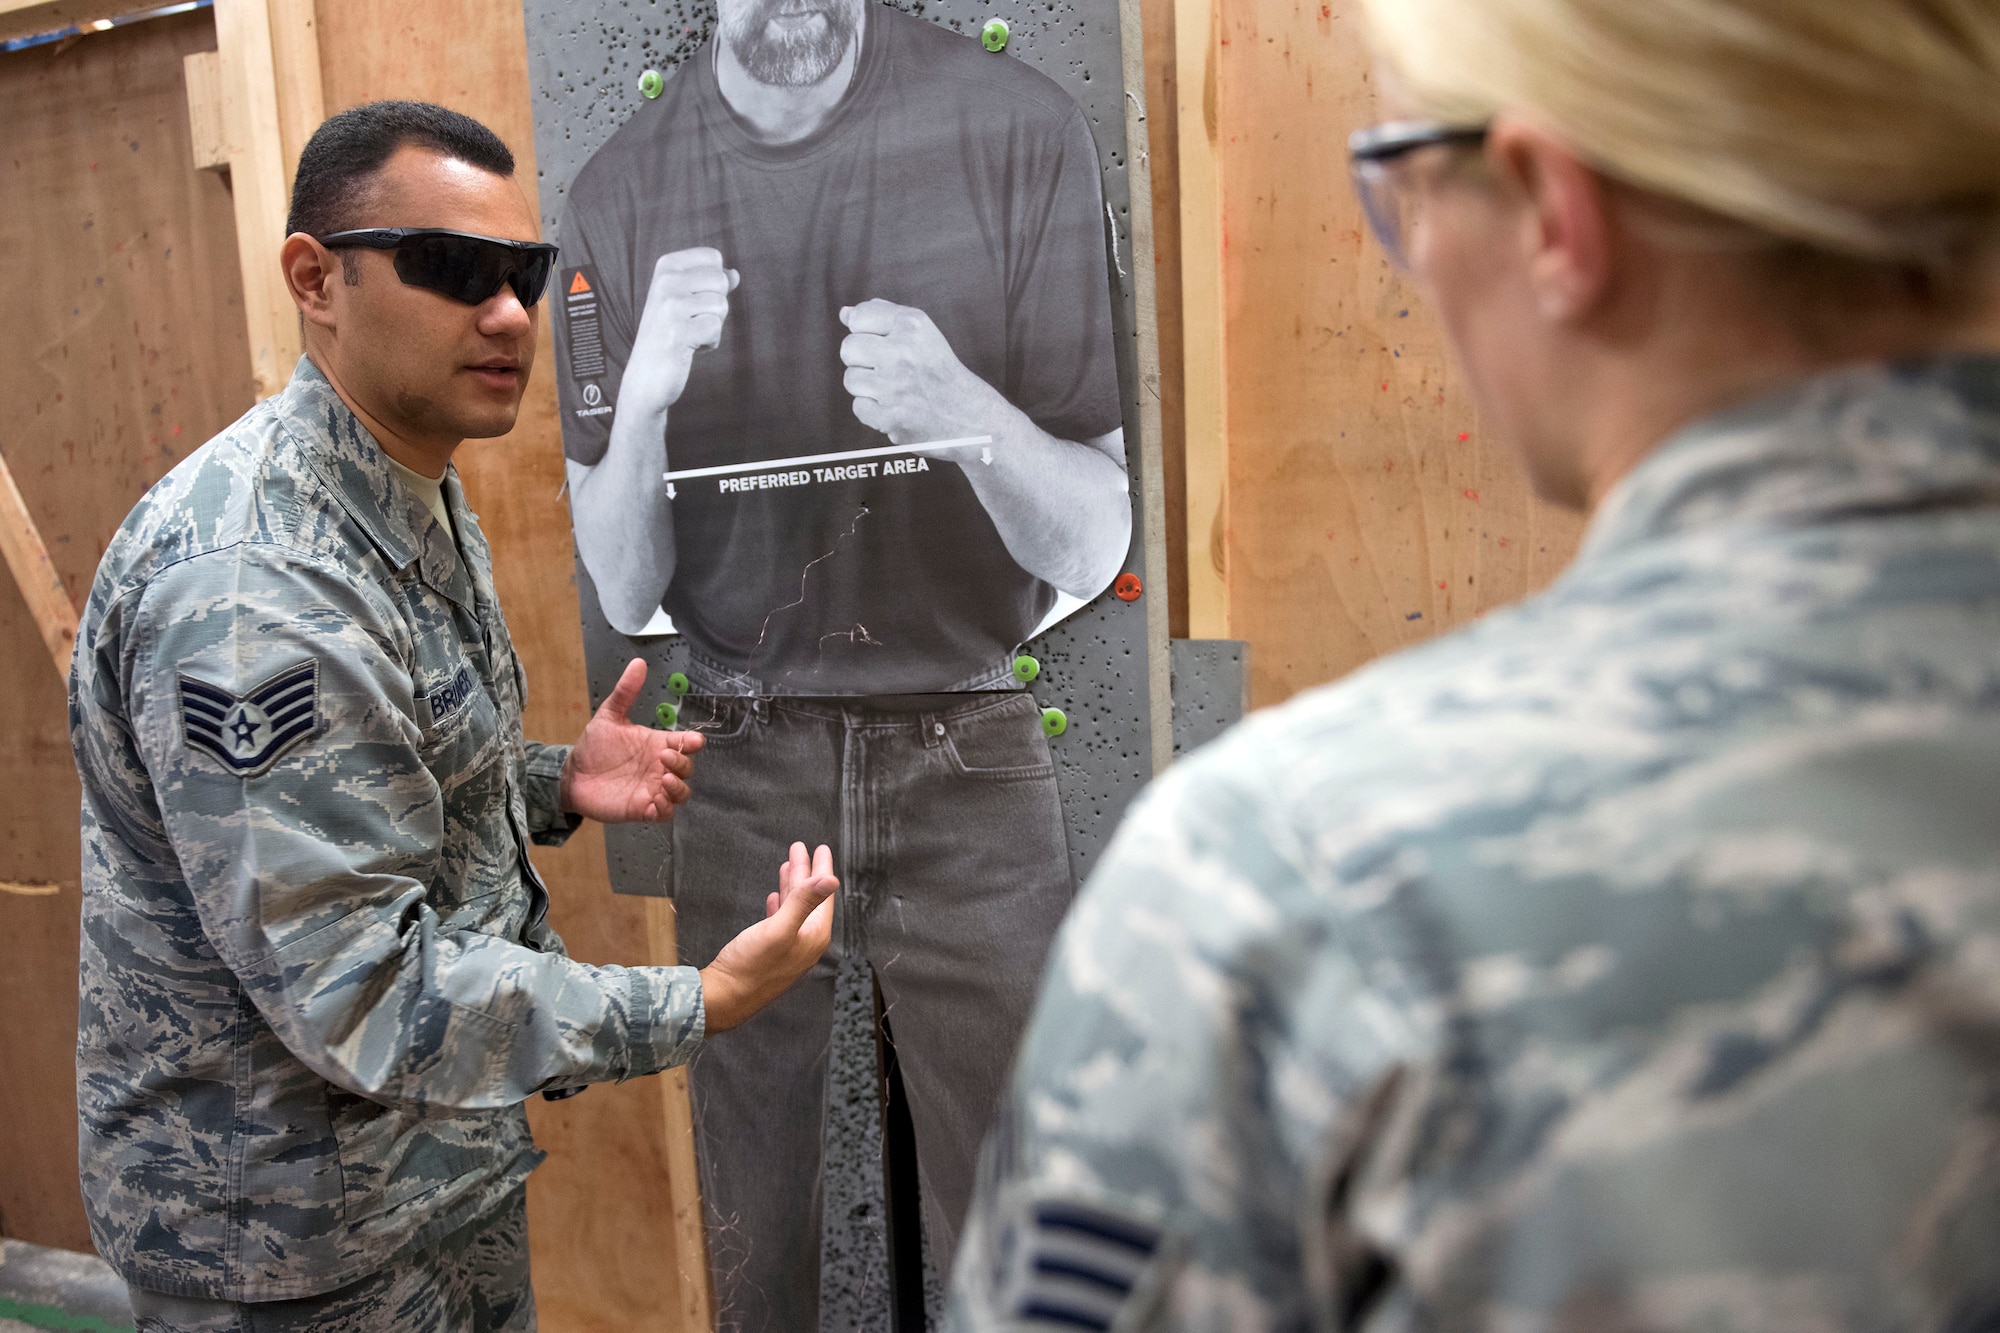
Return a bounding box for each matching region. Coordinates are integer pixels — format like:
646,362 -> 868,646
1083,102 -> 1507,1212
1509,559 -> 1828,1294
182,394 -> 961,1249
328,1089 -> 447,1225
327,998 -> 516,1224
416,674 -> 508,913
417,674 -> 504,789
941,697 -> 1057,781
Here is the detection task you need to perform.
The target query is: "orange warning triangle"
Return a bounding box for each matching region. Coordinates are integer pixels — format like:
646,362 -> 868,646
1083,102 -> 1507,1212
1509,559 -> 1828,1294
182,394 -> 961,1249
568,271 -> 592,294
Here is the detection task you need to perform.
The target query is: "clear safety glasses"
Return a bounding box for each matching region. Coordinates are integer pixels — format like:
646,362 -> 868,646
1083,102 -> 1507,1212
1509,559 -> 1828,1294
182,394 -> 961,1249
1348,120 -> 1490,269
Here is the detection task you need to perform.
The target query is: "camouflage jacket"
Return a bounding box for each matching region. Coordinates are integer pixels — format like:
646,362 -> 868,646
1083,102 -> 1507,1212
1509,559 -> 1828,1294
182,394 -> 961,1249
70,358 -> 704,1301
950,357 -> 2000,1332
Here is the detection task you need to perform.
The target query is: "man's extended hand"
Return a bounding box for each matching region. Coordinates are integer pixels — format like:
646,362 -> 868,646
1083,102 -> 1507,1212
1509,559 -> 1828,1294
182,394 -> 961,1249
700,843 -> 839,1033
626,247 -> 741,410
559,658 -> 707,823
838,298 -> 1009,448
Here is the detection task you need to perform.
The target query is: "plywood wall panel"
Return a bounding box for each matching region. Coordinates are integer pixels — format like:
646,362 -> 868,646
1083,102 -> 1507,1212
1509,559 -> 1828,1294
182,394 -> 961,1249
313,4 -> 706,1325
3,12 -> 254,607
0,8 -> 254,1253
1213,0 -> 1582,706
0,571 -> 90,1250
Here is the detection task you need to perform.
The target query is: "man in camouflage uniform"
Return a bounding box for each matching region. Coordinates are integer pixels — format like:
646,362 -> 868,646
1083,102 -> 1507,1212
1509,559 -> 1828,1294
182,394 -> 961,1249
71,102 -> 836,1332
948,360 -> 2000,1329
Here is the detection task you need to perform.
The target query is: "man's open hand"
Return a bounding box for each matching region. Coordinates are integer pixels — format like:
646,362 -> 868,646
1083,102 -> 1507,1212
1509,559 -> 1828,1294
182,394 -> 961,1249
838,298 -> 1006,447
559,659 -> 706,823
627,247 -> 740,409
700,843 -> 839,1033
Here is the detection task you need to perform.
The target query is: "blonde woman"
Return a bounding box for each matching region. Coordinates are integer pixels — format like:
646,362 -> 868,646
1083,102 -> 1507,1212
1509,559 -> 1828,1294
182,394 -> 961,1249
948,1 -> 2000,1329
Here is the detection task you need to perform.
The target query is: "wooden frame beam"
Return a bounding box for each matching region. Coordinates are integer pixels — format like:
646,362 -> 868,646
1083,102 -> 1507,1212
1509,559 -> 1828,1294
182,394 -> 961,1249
183,46 -> 229,167
0,0 -> 159,46
264,0 -> 322,187
181,0 -> 323,398
1174,0 -> 1228,637
0,450 -> 79,681
208,0 -> 301,399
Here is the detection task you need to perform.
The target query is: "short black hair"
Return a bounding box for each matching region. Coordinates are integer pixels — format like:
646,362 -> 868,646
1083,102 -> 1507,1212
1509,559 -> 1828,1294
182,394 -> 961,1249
286,100 -> 515,237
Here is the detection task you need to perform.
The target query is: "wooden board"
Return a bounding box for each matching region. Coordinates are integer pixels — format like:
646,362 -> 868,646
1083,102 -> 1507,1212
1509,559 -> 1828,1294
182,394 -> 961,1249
0,448 -> 81,676
0,0 -> 157,45
265,0 -> 324,185
1206,0 -> 1583,705
212,0 -> 302,399
0,6 -> 254,1252
1141,0 -> 1189,638
1174,0 -> 1229,638
312,3 -> 710,1325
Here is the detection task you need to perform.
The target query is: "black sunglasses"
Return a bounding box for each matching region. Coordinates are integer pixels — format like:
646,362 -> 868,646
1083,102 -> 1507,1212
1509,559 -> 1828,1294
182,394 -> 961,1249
1347,120 -> 1490,269
315,228 -> 560,308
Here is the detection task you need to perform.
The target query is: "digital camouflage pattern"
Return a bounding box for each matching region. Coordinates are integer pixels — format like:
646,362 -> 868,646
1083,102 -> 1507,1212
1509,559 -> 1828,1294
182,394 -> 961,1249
950,357 -> 2000,1332
128,1186 -> 534,1332
71,358 -> 705,1302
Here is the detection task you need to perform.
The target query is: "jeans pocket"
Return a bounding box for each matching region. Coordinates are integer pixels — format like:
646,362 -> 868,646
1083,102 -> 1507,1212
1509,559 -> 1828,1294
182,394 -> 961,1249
680,696 -> 759,746
941,698 -> 1057,781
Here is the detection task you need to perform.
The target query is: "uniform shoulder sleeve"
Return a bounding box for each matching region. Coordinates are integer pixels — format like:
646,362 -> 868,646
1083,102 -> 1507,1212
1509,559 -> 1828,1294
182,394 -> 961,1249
128,547 -> 702,1107
949,752 -> 1334,1327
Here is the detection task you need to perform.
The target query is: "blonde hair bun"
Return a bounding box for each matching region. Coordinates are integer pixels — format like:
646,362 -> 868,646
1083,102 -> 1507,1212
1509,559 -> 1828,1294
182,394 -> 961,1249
1362,0 -> 2000,264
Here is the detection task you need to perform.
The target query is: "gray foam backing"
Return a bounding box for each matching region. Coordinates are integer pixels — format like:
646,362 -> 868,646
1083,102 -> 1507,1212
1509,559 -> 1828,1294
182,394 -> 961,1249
519,3 -> 1160,1325
1170,638 -> 1249,758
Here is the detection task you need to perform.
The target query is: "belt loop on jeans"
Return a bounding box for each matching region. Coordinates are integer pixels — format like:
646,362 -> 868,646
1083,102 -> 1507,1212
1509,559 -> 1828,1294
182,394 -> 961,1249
750,697 -> 770,725
920,710 -> 944,748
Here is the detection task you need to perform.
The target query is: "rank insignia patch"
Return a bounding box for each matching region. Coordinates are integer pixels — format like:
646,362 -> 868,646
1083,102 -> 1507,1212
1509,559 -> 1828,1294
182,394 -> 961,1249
180,660 -> 320,777
1002,1198 -> 1164,1330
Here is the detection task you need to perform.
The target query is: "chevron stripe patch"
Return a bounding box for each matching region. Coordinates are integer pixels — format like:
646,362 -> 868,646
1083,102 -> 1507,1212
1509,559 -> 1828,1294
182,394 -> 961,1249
1004,1199 -> 1164,1331
180,660 -> 320,777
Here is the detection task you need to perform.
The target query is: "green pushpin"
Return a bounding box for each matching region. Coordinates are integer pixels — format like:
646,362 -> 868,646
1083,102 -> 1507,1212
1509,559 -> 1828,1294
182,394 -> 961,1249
981,17 -> 1009,51
638,68 -> 665,98
1012,654 -> 1040,683
654,700 -> 679,728
1040,706 -> 1067,738
667,671 -> 691,697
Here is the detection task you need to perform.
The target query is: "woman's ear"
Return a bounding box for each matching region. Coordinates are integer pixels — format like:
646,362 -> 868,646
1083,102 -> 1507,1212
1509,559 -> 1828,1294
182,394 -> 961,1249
1486,119 -> 1616,324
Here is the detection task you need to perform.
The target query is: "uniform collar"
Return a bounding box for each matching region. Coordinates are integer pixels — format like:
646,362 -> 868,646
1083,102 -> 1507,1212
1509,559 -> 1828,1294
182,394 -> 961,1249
442,468 -> 501,615
1578,355 -> 2000,567
277,356 -> 477,613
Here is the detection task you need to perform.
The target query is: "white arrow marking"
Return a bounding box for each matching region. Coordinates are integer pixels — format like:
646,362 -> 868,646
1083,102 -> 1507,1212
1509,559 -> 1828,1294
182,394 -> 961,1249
661,436 -> 995,484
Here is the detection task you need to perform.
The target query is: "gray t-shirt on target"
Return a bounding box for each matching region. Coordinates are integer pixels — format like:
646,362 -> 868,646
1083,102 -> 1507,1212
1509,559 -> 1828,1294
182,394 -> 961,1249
555,5 -> 1123,694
